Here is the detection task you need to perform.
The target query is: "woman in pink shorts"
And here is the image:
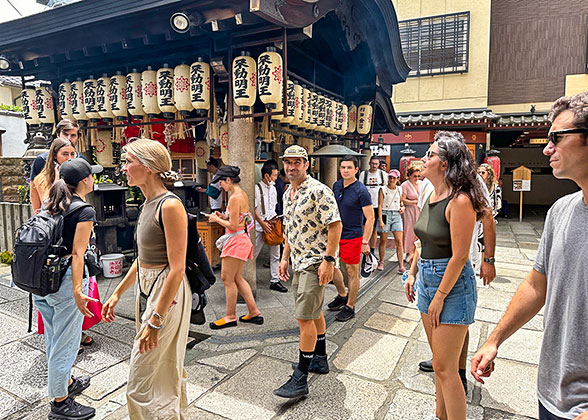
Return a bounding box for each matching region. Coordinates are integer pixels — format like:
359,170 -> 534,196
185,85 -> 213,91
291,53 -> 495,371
207,166 -> 263,329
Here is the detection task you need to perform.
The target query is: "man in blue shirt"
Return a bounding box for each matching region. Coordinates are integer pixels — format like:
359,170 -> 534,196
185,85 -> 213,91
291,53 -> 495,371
329,156 -> 374,321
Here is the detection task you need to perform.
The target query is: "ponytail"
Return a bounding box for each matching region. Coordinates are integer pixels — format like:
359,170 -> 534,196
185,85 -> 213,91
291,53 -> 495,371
45,179 -> 76,215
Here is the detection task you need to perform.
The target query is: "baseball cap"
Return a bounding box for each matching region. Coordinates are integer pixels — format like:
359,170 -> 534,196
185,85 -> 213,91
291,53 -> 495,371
360,252 -> 378,278
281,145 -> 308,160
389,169 -> 401,178
59,158 -> 103,185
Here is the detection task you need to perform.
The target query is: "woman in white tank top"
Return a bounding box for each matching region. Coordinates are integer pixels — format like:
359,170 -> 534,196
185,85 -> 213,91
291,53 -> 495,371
376,169 -> 406,273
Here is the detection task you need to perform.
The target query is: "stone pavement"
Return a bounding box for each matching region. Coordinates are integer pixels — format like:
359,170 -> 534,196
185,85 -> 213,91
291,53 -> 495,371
0,215 -> 545,420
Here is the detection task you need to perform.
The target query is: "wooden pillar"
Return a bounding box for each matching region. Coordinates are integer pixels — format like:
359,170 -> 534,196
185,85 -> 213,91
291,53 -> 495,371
228,106 -> 257,292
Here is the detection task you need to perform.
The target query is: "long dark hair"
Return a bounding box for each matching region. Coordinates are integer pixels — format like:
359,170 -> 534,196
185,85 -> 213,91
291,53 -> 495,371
39,138 -> 74,188
435,131 -> 488,220
45,179 -> 77,215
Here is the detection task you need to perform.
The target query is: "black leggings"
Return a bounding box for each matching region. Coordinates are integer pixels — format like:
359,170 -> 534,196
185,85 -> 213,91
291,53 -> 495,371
539,401 -> 568,420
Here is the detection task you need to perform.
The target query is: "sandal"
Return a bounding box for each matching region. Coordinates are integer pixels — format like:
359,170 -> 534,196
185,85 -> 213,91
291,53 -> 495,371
81,333 -> 94,346
239,314 -> 264,325
397,267 -> 407,274
209,318 -> 238,330
77,346 -> 84,355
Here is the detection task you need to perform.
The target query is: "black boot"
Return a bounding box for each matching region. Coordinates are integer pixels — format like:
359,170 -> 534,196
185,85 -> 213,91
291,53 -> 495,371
291,354 -> 329,374
273,368 -> 309,398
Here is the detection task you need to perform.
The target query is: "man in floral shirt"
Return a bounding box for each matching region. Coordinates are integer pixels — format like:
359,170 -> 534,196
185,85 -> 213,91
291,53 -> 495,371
274,145 -> 342,399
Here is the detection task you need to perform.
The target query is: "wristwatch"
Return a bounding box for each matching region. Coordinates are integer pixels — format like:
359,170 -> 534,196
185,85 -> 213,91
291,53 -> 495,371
323,255 -> 336,263
483,257 -> 495,265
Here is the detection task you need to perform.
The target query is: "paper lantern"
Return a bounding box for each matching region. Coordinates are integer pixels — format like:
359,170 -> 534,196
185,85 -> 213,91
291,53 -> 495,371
324,97 -> 334,134
292,83 -> 303,128
300,86 -> 310,130
36,84 -> 55,125
21,87 -> 40,126
334,101 -> 343,135
232,52 -> 256,112
190,59 -> 210,116
257,47 -> 282,110
195,140 -> 209,169
340,104 -> 348,136
70,79 -> 87,121
347,104 -> 357,134
110,72 -> 127,121
126,69 -> 144,120
316,94 -> 326,133
95,130 -> 114,167
220,123 -> 229,163
83,76 -> 100,121
357,104 -> 373,135
142,67 -> 160,117
58,81 -> 72,120
157,64 -> 176,118
174,64 -> 192,116
308,90 -> 318,131
270,91 -> 283,121
97,74 -> 114,121
280,80 -> 295,126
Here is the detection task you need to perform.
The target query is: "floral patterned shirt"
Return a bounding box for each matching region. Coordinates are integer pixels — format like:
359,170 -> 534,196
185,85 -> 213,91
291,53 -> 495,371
283,175 -> 341,271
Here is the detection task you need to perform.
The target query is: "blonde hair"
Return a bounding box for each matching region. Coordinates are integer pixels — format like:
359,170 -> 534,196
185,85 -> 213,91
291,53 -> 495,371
123,139 -> 179,183
479,163 -> 496,191
37,137 -> 75,191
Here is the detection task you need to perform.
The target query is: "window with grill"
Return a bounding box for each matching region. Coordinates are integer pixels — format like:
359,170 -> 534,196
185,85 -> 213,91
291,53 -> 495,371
399,12 -> 470,77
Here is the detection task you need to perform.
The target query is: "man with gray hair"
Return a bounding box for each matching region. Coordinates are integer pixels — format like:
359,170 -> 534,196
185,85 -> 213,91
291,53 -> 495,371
472,91 -> 588,419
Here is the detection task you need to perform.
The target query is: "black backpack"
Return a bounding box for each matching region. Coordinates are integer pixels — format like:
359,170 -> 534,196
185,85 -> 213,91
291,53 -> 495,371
12,201 -> 91,297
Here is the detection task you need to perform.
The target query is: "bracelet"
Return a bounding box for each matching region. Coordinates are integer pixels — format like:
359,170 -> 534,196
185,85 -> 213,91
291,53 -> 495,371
152,311 -> 164,321
437,289 -> 449,295
146,320 -> 162,330
362,241 -> 369,245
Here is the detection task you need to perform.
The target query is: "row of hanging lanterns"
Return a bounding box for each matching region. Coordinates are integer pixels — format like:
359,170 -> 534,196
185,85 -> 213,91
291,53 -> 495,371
231,48 -> 373,136
22,60 -> 213,126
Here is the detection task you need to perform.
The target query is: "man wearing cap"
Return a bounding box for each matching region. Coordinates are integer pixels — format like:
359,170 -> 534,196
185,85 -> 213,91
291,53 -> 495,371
328,155 -> 374,322
196,157 -> 224,212
275,145 -> 342,398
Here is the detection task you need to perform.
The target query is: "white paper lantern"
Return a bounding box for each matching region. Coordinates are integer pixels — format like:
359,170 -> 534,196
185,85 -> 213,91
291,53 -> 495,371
357,104 -> 373,135
220,123 -> 229,163
324,97 -> 334,134
36,84 -> 55,125
232,52 -> 256,112
280,80 -> 295,125
292,82 -> 303,128
70,79 -> 87,121
308,90 -> 318,131
142,67 -> 160,117
97,74 -> 114,121
347,104 -> 357,134
316,94 -> 326,133
126,69 -> 144,120
257,47 -> 282,110
58,81 -> 72,120
174,64 -> 192,116
340,104 -> 348,136
83,76 -> 100,121
190,59 -> 210,116
300,86 -> 310,130
270,91 -> 283,121
110,72 -> 127,121
157,64 -> 176,118
195,140 -> 209,170
22,87 -> 40,126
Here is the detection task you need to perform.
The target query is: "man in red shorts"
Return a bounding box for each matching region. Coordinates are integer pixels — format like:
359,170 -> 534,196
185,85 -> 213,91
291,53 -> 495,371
329,156 -> 374,321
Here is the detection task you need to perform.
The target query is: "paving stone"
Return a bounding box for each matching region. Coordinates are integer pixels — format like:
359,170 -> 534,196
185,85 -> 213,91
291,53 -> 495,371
93,401 -> 124,419
260,341 -> 338,363
0,341 -> 47,404
281,373 -> 388,420
482,408 -> 536,419
378,289 -> 414,308
184,363 -> 227,401
73,334 -> 132,374
478,307 -> 543,331
476,286 -> 516,312
479,358 -> 538,418
0,312 -> 30,345
0,298 -> 38,327
377,302 -> 422,321
326,318 -> 346,337
198,349 -> 258,371
195,356 -> 289,420
102,404 -> 130,420
83,362 -> 129,400
89,321 -> 136,346
0,284 -> 27,301
496,328 -> 543,365
364,312 -> 418,337
333,329 -> 407,381
185,406 -> 229,419
0,388 -> 27,419
385,389 -> 483,420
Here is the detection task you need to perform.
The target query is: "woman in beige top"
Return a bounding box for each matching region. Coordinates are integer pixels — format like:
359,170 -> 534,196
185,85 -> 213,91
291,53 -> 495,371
102,139 -> 191,420
30,138 -> 76,213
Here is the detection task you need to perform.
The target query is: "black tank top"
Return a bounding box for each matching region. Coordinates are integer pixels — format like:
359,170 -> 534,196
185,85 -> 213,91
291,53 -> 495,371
414,195 -> 452,259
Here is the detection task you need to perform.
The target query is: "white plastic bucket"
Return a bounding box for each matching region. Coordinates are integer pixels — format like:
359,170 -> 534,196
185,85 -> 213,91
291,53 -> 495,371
100,253 -> 125,278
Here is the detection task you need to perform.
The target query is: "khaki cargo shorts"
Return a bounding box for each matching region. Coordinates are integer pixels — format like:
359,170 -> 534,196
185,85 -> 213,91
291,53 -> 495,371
291,265 -> 325,320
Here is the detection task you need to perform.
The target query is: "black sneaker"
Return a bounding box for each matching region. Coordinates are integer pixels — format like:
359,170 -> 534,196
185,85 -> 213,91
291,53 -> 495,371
418,358 -> 434,372
68,375 -> 91,397
291,354 -> 329,374
273,369 -> 308,398
269,282 -> 288,293
335,305 -> 355,322
327,294 -> 348,311
49,397 -> 95,420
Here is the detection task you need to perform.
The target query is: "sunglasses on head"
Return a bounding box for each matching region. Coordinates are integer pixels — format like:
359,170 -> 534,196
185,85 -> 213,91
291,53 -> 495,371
548,128 -> 588,145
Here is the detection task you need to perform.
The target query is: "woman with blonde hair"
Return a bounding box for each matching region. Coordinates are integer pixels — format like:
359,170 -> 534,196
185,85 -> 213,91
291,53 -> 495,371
30,137 -> 76,214
102,138 -> 191,419
478,163 -> 502,217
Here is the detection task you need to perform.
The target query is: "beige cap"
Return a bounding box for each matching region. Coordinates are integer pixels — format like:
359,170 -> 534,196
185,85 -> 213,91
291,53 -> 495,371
281,145 -> 308,160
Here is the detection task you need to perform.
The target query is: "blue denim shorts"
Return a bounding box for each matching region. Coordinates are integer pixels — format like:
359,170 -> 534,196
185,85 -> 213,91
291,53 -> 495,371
377,210 -> 403,233
416,257 -> 477,325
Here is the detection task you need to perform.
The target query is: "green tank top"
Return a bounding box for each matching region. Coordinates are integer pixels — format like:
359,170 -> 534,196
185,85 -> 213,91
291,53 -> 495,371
413,195 -> 452,259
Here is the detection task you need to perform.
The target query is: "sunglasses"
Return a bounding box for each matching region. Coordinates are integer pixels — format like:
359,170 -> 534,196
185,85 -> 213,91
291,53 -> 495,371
478,170 -> 487,175
424,150 -> 439,159
548,128 -> 588,145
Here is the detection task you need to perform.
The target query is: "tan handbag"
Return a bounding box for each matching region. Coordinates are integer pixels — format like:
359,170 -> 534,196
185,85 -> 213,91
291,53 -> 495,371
257,183 -> 284,246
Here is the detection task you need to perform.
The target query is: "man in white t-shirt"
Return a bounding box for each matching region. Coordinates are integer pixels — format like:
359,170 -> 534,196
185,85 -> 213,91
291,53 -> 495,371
359,156 -> 388,253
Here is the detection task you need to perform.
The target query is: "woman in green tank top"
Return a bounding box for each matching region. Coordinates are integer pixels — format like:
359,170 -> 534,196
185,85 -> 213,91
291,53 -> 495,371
405,131 -> 489,420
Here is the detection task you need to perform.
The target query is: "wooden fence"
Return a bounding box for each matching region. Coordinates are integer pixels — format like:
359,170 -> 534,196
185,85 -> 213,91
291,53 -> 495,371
0,202 -> 32,252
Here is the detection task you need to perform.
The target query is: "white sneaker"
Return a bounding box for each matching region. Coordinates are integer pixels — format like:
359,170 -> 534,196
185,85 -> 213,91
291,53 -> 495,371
423,416 -> 440,420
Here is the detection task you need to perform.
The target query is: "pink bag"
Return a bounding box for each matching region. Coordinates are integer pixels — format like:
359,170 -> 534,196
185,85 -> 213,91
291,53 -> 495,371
38,276 -> 103,334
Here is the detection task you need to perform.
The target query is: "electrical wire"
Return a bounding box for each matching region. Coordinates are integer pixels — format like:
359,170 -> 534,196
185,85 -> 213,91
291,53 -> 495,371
5,0 -> 23,16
